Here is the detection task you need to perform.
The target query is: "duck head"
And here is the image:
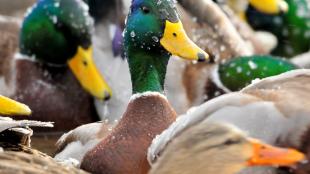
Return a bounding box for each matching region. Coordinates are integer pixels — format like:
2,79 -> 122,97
217,55 -> 298,92
19,0 -> 112,100
0,95 -> 31,116
249,0 -> 288,14
125,0 -> 209,62
149,122 -> 305,174
124,0 -> 209,93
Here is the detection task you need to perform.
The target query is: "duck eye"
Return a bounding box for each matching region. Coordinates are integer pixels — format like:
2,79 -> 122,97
141,6 -> 150,14
224,139 -> 240,146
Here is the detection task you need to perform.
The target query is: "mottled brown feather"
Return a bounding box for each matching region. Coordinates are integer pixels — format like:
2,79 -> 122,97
81,94 -> 176,174
11,60 -> 99,132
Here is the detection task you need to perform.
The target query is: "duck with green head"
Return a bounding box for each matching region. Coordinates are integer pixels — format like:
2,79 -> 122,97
10,0 -> 112,131
214,55 -> 298,92
179,55 -> 298,107
187,55 -> 298,103
246,0 -> 310,57
159,0 -> 292,111
80,0 -> 209,173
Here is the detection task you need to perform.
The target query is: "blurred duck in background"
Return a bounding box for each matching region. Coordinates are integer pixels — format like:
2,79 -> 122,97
246,0 -> 310,58
1,0 -> 112,132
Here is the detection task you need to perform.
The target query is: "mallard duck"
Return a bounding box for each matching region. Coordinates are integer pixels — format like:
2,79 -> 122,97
148,122 -> 305,174
1,0 -> 112,132
177,55 -> 298,109
246,0 -> 310,57
84,0 -> 209,120
149,69 -> 310,173
75,0 -> 209,173
54,2 -> 298,165
214,55 -> 298,92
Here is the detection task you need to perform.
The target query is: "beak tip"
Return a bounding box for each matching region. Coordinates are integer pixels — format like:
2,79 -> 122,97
103,91 -> 112,101
24,105 -> 32,115
197,53 -> 208,62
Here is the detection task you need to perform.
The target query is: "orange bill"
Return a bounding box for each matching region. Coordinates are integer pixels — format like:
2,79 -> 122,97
247,138 -> 305,167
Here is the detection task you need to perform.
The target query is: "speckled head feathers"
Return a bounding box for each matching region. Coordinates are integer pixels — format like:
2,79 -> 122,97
20,0 -> 94,65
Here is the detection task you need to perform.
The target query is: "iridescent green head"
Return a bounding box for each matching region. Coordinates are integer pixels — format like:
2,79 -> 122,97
20,0 -> 112,100
246,0 -> 310,57
125,0 -> 209,61
218,55 -> 298,91
124,0 -> 209,93
20,0 -> 92,65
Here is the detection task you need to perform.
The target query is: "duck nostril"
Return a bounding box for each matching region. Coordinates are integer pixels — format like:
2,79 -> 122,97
83,60 -> 88,66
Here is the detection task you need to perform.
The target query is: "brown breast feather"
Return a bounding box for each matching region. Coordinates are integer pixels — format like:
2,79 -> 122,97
81,94 -> 176,174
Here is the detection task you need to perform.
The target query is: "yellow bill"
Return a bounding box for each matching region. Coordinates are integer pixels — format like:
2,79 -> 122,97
160,20 -> 209,62
247,138 -> 305,167
0,95 -> 31,116
249,0 -> 288,14
68,46 -> 112,100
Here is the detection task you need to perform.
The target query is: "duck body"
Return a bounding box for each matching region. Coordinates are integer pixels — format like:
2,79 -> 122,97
11,58 -> 99,132
246,0 -> 310,57
202,70 -> 310,149
148,121 -> 305,174
149,69 -> 310,174
54,121 -> 114,165
81,93 -> 176,173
